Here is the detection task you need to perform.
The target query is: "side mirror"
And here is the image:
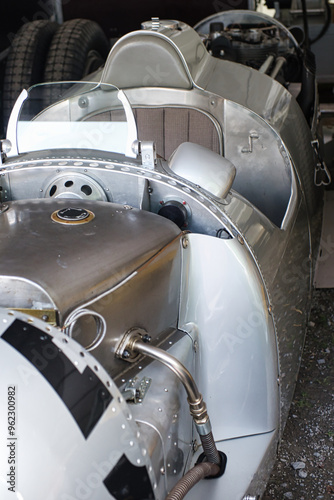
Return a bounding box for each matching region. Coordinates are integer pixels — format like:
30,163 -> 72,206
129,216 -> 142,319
168,142 -> 236,200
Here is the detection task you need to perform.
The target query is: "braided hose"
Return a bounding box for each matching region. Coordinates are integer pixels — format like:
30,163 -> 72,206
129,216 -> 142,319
165,462 -> 220,500
200,431 -> 221,465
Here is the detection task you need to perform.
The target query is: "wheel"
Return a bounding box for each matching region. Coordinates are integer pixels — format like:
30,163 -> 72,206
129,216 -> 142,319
2,20 -> 58,129
43,19 -> 110,82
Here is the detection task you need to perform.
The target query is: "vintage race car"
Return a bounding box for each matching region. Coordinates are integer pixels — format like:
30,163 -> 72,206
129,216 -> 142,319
0,10 -> 327,500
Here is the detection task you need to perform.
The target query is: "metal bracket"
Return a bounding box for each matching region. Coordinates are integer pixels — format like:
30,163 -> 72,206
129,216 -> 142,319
132,140 -> 157,170
312,139 -> 331,186
122,376 -> 152,404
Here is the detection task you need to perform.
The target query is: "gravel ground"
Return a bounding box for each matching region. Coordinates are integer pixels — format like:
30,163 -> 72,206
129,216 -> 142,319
263,288 -> 334,500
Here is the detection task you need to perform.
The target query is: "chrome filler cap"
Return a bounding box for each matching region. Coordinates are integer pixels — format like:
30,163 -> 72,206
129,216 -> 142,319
51,207 -> 95,224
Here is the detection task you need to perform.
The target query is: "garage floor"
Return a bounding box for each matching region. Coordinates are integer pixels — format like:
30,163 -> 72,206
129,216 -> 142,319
264,111 -> 334,500
314,190 -> 334,288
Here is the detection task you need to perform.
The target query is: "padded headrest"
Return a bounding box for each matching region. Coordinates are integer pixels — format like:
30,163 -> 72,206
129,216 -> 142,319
101,32 -> 193,90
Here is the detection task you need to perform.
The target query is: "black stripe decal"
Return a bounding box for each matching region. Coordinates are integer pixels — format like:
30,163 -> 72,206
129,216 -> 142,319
2,319 -> 112,439
103,454 -> 154,500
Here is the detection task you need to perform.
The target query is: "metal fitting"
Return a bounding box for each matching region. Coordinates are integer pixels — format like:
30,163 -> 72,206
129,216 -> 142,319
115,327 -> 148,363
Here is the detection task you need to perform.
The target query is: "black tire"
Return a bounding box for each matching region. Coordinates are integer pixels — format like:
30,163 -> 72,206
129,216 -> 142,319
43,19 -> 110,82
2,20 -> 58,129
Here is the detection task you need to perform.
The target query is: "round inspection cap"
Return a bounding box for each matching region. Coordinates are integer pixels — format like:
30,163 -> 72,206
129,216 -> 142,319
51,207 -> 95,224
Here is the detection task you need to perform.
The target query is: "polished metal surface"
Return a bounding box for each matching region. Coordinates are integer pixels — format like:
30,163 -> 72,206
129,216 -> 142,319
99,18 -> 317,218
80,234 -> 182,380
224,100 -> 293,227
0,198 -> 181,320
179,234 -> 279,442
0,14 -> 321,500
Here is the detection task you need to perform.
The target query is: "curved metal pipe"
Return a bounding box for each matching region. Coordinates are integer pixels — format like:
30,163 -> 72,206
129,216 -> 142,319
132,340 -> 201,404
165,462 -> 220,500
123,335 -> 221,466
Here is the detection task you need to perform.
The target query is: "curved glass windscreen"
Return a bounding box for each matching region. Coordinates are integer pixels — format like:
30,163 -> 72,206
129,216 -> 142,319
11,82 -> 137,157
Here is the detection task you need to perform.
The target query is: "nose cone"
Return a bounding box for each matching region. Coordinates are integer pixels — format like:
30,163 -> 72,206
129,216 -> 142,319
0,309 -> 155,499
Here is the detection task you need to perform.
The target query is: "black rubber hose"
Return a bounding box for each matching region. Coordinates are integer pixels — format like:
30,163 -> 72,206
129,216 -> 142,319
310,0 -> 332,45
297,48 -> 316,123
300,0 -> 310,49
165,462 -> 220,500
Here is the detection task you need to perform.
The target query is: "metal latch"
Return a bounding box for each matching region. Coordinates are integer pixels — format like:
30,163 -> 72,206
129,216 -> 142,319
312,139 -> 331,186
122,376 -> 152,404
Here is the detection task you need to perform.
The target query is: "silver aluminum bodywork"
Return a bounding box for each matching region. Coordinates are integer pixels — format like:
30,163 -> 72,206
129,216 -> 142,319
0,12 -> 321,500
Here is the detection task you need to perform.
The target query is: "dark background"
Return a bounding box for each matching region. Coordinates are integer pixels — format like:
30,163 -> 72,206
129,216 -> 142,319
0,0 -> 248,51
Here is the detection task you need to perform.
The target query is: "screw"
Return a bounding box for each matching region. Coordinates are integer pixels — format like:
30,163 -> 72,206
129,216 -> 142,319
142,334 -> 152,343
123,350 -> 131,359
